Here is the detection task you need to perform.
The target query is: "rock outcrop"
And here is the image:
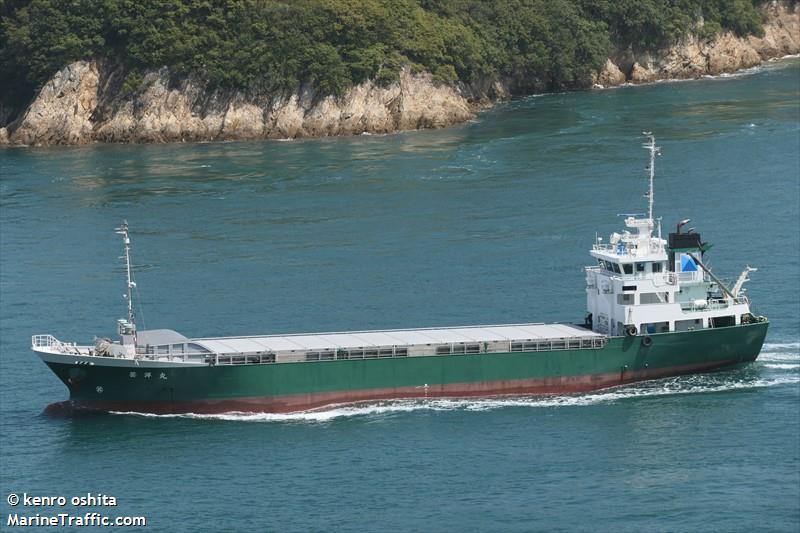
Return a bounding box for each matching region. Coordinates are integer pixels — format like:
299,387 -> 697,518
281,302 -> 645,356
3,3 -> 798,145
4,64 -> 474,146
10,62 -> 100,145
593,59 -> 627,87
594,2 -> 799,88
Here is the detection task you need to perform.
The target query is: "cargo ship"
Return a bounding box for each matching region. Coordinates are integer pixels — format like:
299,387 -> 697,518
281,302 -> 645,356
32,135 -> 768,414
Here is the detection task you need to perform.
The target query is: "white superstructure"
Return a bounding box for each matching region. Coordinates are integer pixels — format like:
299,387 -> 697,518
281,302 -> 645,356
584,134 -> 758,338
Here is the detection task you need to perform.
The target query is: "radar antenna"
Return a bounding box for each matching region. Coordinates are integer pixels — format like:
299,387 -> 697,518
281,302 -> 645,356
642,132 -> 660,221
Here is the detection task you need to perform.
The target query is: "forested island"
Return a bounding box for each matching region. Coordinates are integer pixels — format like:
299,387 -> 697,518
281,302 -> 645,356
1,0 -> 798,145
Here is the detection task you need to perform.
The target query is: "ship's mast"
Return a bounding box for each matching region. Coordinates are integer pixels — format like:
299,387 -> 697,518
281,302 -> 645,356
115,221 -> 137,332
643,132 -> 660,222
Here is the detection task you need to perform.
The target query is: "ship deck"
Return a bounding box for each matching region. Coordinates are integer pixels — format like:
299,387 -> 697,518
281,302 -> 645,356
34,323 -> 608,366
189,323 -> 606,362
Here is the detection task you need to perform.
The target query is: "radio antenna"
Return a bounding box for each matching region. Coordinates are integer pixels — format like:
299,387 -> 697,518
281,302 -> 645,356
642,132 -> 660,222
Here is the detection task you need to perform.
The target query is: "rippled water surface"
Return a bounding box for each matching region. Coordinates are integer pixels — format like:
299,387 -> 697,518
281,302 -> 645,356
1,59 -> 799,532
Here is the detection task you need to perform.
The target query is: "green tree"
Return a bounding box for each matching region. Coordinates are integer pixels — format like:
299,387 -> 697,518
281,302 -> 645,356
0,0 -> 771,120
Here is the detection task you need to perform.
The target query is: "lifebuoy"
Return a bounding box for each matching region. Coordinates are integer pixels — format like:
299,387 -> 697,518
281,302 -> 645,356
641,336 -> 653,347
625,325 -> 637,337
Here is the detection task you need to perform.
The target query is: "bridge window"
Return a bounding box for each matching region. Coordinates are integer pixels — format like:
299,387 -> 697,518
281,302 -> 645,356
652,262 -> 663,273
636,263 -> 645,272
622,264 -> 633,275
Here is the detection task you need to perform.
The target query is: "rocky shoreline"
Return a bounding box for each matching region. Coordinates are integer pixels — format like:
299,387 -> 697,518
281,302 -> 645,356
1,3 -> 797,147
593,2 -> 799,87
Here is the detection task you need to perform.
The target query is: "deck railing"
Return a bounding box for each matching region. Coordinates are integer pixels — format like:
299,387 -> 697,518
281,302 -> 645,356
34,333 -> 609,367
508,336 -> 606,352
680,296 -> 748,313
205,335 -> 609,366
585,267 -> 710,287
31,334 -> 76,353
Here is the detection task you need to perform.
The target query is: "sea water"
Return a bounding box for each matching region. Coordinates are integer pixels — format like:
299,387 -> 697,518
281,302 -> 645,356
1,59 -> 798,532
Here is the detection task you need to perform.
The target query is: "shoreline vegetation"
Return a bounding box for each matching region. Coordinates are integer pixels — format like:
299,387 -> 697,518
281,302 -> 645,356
1,0 -> 798,146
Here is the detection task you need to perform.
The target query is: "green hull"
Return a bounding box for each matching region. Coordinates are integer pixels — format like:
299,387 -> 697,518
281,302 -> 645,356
43,322 -> 768,414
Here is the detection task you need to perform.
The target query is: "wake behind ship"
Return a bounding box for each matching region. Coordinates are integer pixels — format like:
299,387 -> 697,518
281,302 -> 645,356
32,135 -> 768,414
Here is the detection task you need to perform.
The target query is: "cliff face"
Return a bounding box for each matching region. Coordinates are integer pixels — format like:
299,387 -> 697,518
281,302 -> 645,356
1,3 -> 797,146
3,65 -> 475,146
4,61 -> 100,145
594,2 -> 799,87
